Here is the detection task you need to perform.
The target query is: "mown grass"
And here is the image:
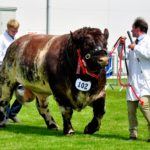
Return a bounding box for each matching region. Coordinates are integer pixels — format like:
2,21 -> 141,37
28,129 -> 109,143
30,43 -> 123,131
0,79 -> 149,150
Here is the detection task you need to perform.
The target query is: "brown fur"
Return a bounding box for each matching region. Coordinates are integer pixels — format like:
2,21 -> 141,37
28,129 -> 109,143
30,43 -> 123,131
0,27 -> 109,135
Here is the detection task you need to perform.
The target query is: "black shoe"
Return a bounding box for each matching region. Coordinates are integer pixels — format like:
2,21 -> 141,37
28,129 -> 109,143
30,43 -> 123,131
129,136 -> 137,140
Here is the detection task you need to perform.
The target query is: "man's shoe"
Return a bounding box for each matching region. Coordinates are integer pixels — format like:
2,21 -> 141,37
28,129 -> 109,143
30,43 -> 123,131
9,116 -> 20,123
147,138 -> 150,142
129,136 -> 137,140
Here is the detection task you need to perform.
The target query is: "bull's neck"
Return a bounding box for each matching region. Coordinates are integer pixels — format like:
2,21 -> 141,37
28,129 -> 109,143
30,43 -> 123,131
64,47 -> 78,75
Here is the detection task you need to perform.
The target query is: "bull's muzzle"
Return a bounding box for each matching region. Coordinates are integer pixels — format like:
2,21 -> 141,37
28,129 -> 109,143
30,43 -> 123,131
98,56 -> 109,66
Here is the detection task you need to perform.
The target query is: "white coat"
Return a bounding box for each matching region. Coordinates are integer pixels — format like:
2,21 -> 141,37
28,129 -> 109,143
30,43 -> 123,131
0,31 -> 14,64
126,34 -> 150,101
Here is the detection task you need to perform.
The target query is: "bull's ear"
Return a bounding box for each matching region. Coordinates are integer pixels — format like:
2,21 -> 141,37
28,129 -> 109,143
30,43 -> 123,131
70,31 -> 73,37
70,29 -> 84,45
70,31 -> 81,44
104,28 -> 109,40
70,31 -> 75,42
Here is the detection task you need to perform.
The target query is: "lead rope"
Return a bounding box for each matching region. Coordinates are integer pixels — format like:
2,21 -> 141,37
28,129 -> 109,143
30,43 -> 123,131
109,37 -> 144,106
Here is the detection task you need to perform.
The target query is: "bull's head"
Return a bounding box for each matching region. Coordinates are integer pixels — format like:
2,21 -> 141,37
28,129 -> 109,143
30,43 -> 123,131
71,27 -> 109,74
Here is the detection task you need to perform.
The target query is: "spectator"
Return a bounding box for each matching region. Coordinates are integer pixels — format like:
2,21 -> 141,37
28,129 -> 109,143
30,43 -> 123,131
0,19 -> 22,123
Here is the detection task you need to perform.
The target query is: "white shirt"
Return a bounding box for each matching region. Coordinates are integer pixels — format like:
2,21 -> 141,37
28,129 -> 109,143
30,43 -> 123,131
126,34 -> 150,101
0,31 -> 14,64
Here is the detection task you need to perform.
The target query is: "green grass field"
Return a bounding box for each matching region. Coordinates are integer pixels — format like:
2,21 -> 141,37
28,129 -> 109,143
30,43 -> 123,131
0,80 -> 149,150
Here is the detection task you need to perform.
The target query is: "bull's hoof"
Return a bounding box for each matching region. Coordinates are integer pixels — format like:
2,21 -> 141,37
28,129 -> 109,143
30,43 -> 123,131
84,125 -> 98,134
64,129 -> 75,136
47,123 -> 59,130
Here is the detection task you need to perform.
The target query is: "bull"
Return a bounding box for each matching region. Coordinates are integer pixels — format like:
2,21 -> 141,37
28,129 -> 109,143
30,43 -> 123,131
0,27 -> 109,135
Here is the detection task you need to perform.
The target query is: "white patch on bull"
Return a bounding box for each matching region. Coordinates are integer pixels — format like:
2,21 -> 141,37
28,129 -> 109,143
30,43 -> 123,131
14,37 -> 57,94
76,90 -> 105,110
90,87 -> 105,100
0,84 -> 12,100
35,35 -> 59,67
66,86 -> 105,111
76,92 -> 89,109
66,88 -> 73,102
66,88 -> 90,111
75,78 -> 91,91
59,106 -> 66,115
19,36 -> 60,93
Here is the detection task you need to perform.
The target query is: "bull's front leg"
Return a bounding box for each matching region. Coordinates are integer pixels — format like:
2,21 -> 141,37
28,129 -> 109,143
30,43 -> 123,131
84,97 -> 105,134
59,106 -> 75,135
36,95 -> 58,130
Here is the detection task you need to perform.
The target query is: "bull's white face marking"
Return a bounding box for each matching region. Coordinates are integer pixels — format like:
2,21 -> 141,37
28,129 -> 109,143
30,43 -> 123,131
75,78 -> 91,91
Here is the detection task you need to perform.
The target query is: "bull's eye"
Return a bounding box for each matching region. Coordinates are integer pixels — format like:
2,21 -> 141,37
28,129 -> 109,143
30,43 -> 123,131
85,53 -> 91,59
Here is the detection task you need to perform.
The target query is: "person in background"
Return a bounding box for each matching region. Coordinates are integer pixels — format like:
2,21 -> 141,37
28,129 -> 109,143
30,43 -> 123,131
0,19 -> 22,123
121,17 -> 150,142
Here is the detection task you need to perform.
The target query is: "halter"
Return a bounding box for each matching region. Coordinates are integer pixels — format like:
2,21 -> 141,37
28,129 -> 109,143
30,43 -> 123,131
76,49 -> 100,79
65,34 -> 107,80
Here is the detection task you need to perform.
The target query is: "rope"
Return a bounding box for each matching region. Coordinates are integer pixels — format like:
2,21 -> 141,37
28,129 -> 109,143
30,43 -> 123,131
109,37 -> 144,106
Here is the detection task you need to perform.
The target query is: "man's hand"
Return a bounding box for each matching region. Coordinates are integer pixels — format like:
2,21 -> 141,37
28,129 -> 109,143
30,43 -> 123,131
128,43 -> 136,50
120,36 -> 126,44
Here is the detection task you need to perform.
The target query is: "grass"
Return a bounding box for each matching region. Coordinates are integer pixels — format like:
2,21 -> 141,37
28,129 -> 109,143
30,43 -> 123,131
0,79 -> 150,150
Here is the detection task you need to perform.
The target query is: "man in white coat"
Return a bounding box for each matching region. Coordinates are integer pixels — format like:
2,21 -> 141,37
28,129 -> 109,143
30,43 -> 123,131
0,19 -> 22,123
122,17 -> 150,142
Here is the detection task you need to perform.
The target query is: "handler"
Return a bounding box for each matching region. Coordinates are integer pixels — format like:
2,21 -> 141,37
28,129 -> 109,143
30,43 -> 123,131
0,19 -> 22,123
121,17 -> 150,142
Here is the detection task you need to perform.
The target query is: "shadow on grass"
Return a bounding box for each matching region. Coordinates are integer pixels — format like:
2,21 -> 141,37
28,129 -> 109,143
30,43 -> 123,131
75,131 -> 144,142
75,131 -> 128,140
93,133 -> 128,140
2,124 -> 64,137
1,123 -> 134,141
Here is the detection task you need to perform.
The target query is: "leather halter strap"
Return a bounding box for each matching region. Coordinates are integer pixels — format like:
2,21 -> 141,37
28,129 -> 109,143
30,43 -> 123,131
76,49 -> 99,79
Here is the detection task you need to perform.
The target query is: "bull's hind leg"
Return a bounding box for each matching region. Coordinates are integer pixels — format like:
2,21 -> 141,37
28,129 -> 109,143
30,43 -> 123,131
0,97 -> 9,127
0,83 -> 14,127
84,97 -> 105,134
59,106 -> 75,135
35,95 -> 58,130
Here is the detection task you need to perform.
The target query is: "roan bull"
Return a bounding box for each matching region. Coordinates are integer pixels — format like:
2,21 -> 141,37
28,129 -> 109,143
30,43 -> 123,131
0,27 -> 109,135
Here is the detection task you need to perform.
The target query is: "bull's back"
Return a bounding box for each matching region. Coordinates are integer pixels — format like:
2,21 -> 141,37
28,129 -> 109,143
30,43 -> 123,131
3,34 -> 67,94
